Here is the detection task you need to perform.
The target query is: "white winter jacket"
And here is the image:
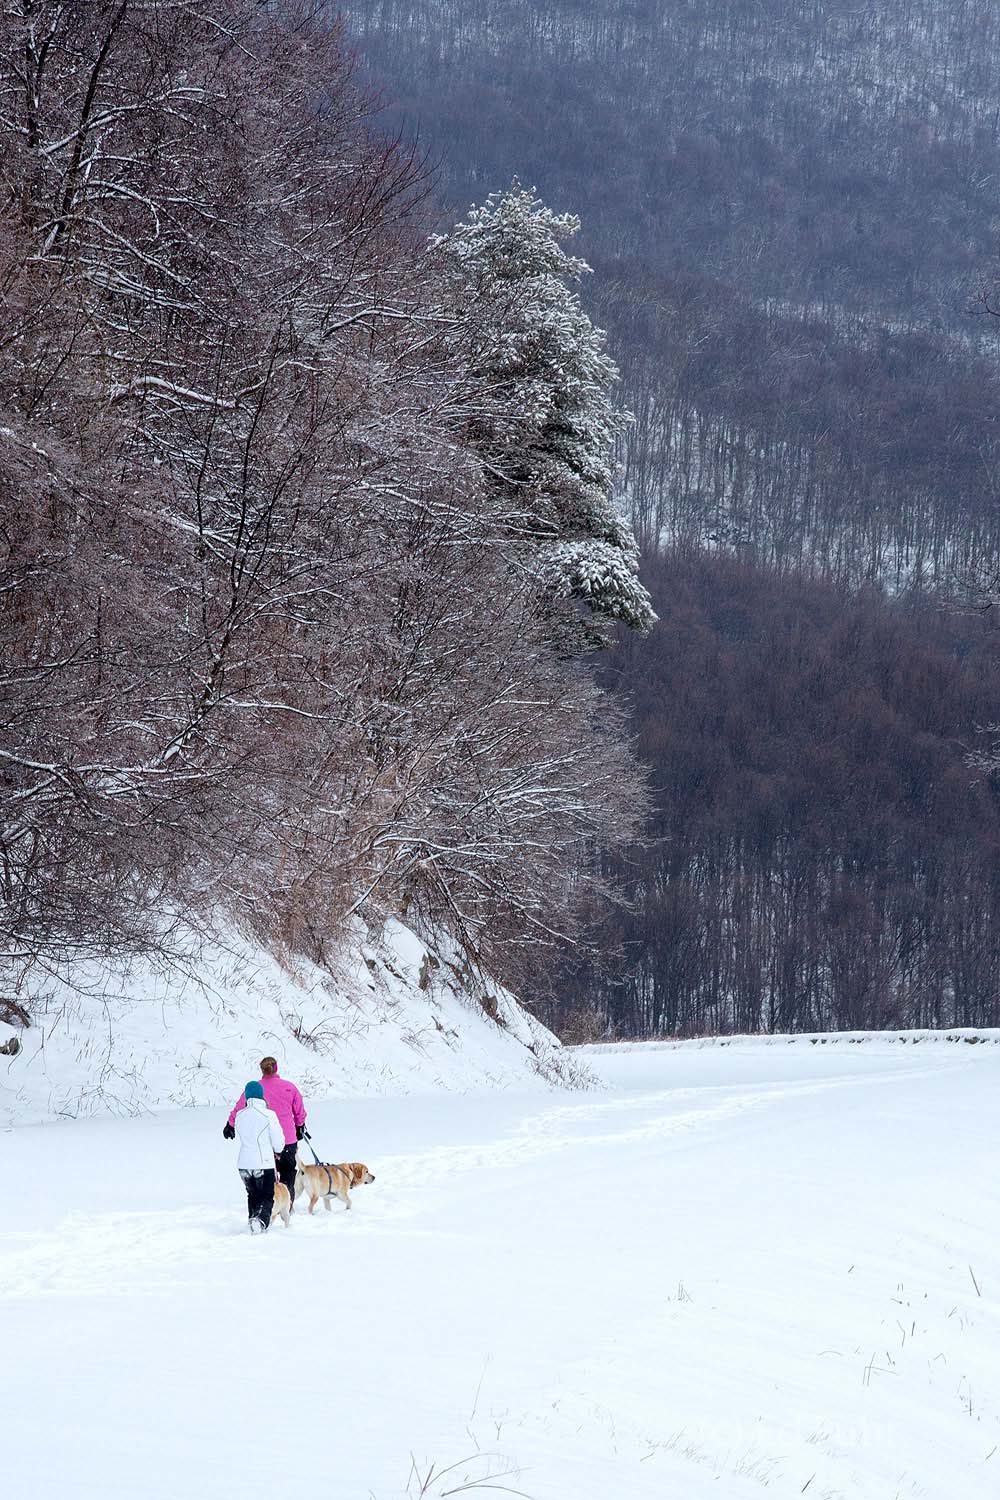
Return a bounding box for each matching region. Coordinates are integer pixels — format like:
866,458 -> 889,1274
235,1098 -> 285,1172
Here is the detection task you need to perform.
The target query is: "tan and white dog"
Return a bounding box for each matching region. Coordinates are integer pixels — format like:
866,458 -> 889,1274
271,1181 -> 293,1228
295,1161 -> 375,1213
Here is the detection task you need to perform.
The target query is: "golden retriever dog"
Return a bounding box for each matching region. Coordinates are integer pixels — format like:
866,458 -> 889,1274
271,1181 -> 292,1228
295,1161 -> 375,1214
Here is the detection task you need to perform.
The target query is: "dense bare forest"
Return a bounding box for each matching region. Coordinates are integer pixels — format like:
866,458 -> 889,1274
344,0 -> 1000,1033
552,553 -> 1000,1037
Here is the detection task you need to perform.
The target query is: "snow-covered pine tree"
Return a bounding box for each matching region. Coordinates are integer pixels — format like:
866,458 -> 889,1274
434,184 -> 656,646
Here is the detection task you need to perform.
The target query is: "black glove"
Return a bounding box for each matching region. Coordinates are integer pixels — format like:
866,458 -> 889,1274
296,1124 -> 304,1141
222,1123 -> 235,1140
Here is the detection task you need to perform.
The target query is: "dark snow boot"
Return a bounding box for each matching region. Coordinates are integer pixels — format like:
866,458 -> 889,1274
276,1143 -> 298,1207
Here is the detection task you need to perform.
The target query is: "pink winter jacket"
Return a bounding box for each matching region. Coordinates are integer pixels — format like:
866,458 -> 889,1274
228,1073 -> 306,1146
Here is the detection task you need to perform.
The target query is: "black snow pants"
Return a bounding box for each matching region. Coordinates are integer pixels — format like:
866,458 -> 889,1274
275,1143 -> 298,1206
239,1167 -> 276,1229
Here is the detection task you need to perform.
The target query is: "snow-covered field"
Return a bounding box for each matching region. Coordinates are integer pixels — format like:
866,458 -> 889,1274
4,1038 -> 999,1499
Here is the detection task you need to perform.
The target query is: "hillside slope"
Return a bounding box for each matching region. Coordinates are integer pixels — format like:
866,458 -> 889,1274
0,919 -> 593,1127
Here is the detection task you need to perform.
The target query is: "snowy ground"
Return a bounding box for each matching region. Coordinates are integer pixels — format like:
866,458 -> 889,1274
4,1038 -> 999,1499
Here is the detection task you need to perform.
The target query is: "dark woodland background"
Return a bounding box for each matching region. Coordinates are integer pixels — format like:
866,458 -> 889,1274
344,0 -> 1000,1035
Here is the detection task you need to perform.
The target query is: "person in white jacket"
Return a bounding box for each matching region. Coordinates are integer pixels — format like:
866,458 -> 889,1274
230,1080 -> 285,1232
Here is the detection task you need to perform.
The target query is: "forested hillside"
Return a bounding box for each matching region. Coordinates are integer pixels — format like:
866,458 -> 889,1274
0,2 -> 650,1024
345,0 -> 1000,584
8,2 -> 1000,1043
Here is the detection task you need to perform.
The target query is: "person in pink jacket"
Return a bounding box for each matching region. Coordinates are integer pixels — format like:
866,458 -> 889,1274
224,1056 -> 308,1207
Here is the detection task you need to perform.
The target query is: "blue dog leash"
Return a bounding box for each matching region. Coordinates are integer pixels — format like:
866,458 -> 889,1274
300,1128 -> 322,1164
300,1131 -> 338,1199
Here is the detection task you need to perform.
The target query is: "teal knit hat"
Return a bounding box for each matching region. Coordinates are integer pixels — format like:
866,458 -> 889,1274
245,1080 -> 265,1100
